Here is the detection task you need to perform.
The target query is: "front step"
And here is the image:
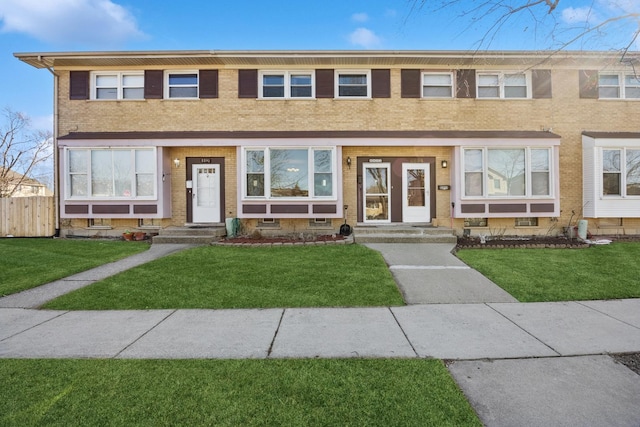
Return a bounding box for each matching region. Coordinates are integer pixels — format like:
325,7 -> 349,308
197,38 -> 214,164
353,225 -> 457,244
152,225 -> 226,244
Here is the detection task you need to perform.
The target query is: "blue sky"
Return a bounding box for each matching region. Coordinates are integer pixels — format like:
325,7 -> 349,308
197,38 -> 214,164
1,0 -> 639,132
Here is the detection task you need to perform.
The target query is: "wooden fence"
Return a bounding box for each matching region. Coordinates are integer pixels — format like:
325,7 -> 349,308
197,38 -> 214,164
0,196 -> 55,237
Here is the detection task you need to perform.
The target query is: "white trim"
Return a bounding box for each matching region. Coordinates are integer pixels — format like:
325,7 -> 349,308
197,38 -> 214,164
90,71 -> 144,100
258,70 -> 315,99
421,71 -> 454,99
598,72 -> 640,100
241,147 -> 337,201
64,147 -> 158,201
335,70 -> 371,99
477,71 -> 531,99
164,70 -> 199,99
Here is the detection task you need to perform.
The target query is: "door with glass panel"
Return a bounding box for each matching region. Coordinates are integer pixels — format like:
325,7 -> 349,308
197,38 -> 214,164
363,163 -> 391,223
192,164 -> 220,223
402,163 -> 430,223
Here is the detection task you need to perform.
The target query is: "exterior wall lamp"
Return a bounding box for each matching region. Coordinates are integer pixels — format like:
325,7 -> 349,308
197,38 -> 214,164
441,160 -> 448,168
346,156 -> 352,169
174,158 -> 180,168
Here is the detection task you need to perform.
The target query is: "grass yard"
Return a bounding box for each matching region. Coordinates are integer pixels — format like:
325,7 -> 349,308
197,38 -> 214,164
44,244 -> 405,310
0,238 -> 149,297
456,242 -> 640,302
0,358 -> 480,427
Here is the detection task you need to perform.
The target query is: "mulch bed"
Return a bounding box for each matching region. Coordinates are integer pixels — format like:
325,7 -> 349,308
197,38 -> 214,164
456,234 -> 640,249
217,234 -> 347,245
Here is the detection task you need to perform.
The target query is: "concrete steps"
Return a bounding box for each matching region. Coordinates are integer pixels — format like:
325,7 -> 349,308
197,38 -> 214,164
353,225 -> 457,244
152,225 -> 226,244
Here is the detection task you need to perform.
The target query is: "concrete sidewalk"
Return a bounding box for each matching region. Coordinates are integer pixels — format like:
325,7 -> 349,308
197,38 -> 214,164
1,242 -> 639,426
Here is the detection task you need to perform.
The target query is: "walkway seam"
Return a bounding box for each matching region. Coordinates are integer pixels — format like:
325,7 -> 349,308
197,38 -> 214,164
388,307 -> 420,358
576,301 -> 640,331
266,309 -> 286,358
113,309 -> 177,359
0,310 -> 69,342
485,303 -> 562,356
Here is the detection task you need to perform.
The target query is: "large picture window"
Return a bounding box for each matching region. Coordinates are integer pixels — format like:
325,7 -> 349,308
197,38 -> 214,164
602,148 -> 640,196
244,148 -> 335,199
66,148 -> 156,199
462,147 -> 551,198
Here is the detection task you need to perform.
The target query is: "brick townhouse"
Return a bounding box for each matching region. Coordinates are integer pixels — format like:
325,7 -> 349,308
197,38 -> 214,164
14,50 -> 640,238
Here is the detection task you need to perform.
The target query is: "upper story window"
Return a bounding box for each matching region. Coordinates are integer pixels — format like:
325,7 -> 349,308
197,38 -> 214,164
165,71 -> 198,99
599,73 -> 640,99
463,147 -> 551,198
66,148 -> 156,199
602,148 -> 640,196
244,147 -> 335,199
259,71 -> 314,99
336,71 -> 370,98
91,72 -> 144,100
477,72 -> 530,99
422,72 -> 453,98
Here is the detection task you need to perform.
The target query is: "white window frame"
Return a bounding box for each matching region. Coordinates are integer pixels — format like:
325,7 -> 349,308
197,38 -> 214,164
242,147 -> 337,200
461,147 -> 553,199
65,147 -> 157,200
598,72 -> 640,99
258,71 -> 314,99
90,71 -> 144,100
335,70 -> 371,99
601,147 -> 640,197
164,70 -> 198,99
477,71 -> 531,99
422,72 -> 454,98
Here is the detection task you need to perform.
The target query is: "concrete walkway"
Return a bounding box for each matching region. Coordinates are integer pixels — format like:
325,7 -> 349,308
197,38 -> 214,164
1,242 -> 639,426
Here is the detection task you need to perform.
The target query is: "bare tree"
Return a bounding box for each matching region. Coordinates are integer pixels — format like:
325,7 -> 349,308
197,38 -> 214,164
408,1 -> 640,57
0,107 -> 52,197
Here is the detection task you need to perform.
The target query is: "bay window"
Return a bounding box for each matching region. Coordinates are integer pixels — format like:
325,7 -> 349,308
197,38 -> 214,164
66,148 -> 156,199
244,148 -> 335,199
462,147 -> 551,198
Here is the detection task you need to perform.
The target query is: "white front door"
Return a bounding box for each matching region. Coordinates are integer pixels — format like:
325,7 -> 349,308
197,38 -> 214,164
402,163 -> 430,223
192,164 -> 220,223
363,162 -> 391,223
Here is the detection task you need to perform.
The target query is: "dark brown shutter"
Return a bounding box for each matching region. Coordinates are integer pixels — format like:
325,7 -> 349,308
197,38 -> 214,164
371,69 -> 390,98
69,71 -> 89,100
456,69 -> 476,98
579,70 -> 599,99
199,70 -> 218,99
238,69 -> 258,98
532,70 -> 552,99
144,70 -> 163,99
315,69 -> 334,98
401,69 -> 421,98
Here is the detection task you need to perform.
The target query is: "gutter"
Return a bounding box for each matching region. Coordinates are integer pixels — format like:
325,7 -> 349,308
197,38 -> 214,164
41,56 -> 60,237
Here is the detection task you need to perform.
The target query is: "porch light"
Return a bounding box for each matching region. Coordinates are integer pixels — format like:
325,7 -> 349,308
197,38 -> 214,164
174,158 -> 180,168
441,160 -> 448,168
346,156 -> 352,169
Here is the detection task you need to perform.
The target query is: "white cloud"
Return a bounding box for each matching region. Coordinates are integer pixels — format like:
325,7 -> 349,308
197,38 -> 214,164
0,0 -> 145,46
348,27 -> 381,49
561,6 -> 598,24
352,12 -> 369,23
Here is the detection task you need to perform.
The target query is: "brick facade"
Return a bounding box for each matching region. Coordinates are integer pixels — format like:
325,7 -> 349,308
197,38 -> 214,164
17,50 -> 640,237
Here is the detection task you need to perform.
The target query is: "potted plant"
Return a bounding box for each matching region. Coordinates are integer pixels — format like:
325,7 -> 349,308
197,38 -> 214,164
122,230 -> 134,241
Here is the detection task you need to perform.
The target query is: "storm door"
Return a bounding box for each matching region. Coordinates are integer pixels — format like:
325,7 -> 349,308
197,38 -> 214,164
363,163 -> 391,223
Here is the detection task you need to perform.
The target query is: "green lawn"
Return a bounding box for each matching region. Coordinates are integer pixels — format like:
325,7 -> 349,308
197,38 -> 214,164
0,358 -> 480,427
0,238 -> 149,297
456,242 -> 640,302
44,244 -> 405,310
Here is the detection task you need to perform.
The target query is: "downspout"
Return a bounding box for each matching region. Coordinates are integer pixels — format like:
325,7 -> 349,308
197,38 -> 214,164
42,57 -> 60,237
